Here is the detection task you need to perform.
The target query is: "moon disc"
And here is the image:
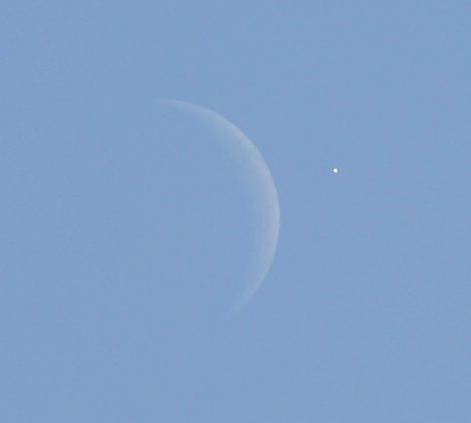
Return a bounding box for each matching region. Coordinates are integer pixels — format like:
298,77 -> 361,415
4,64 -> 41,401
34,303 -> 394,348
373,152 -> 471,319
1,100 -> 280,325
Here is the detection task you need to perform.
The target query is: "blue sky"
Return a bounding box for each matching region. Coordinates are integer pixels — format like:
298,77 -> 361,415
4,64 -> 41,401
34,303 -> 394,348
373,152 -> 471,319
1,1 -> 471,421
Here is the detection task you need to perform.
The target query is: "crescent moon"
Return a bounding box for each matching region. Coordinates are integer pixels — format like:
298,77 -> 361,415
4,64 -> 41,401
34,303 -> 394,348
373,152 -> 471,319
162,100 -> 281,316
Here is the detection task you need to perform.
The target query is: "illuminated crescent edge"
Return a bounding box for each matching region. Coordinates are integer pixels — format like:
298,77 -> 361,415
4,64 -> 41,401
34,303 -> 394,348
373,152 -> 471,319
161,100 -> 281,316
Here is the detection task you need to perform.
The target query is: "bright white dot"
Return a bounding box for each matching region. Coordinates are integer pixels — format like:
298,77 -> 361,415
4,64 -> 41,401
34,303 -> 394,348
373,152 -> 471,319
333,168 -> 339,173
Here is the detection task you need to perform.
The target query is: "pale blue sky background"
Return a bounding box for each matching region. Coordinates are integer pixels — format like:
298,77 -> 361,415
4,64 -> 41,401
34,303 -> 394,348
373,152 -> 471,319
1,1 -> 471,421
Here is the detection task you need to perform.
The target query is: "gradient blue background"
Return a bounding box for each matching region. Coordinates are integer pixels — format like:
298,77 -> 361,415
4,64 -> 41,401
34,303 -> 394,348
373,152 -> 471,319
1,1 -> 470,421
